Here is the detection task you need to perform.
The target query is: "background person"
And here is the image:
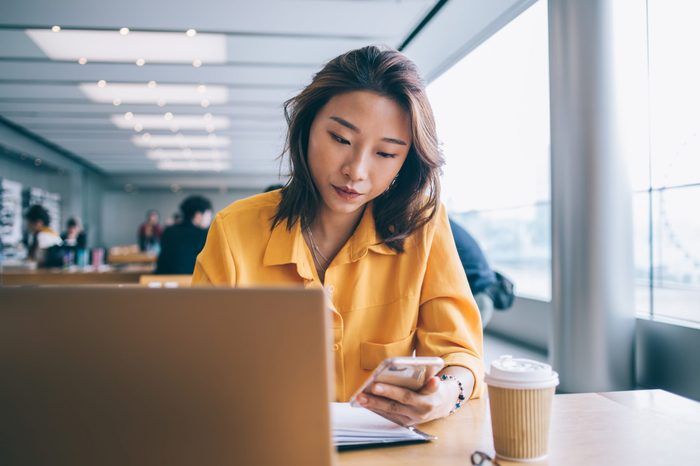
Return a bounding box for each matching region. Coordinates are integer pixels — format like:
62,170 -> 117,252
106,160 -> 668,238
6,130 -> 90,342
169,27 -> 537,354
193,46 -> 484,426
24,204 -> 63,267
138,209 -> 162,253
155,195 -> 213,275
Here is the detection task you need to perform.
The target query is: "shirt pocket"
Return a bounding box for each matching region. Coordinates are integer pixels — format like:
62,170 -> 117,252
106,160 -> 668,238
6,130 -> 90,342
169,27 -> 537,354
360,329 -> 416,371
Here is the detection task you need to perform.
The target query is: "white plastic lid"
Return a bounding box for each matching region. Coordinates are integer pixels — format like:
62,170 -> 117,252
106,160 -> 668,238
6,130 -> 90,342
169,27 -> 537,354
484,355 -> 559,390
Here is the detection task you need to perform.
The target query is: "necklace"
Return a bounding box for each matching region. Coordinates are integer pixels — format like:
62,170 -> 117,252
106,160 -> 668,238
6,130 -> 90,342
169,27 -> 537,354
306,227 -> 331,270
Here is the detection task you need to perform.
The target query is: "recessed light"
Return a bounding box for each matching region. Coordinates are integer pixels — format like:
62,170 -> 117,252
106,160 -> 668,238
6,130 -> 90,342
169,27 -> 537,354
164,112 -> 174,120
197,85 -> 206,93
134,123 -> 143,132
26,29 -> 227,64
147,149 -> 227,160
120,27 -> 130,35
200,100 -> 210,108
97,79 -> 107,88
78,57 -> 87,65
192,58 -> 202,68
112,114 -> 228,132
142,133 -> 151,140
158,160 -> 230,172
186,29 -> 197,37
147,80 -> 157,88
80,82 -> 228,105
132,134 -> 230,148
124,112 -> 134,120
135,58 -> 145,66
112,98 -> 121,106
51,25 -> 61,33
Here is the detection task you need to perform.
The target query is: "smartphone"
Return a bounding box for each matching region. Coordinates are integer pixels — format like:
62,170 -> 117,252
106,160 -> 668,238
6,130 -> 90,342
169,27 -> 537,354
349,356 -> 444,407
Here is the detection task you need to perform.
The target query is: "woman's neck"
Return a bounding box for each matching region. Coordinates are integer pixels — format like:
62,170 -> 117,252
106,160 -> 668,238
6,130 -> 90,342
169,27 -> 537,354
307,205 -> 366,279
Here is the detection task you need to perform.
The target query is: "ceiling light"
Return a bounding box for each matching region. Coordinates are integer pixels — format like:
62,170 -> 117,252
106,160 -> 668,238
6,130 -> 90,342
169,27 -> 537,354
97,79 -> 107,88
132,134 -> 230,148
80,82 -> 228,104
200,100 -> 210,108
124,112 -> 133,120
51,26 -> 61,33
186,29 -> 197,37
133,123 -> 143,132
164,112 -> 174,120
147,149 -> 227,160
78,57 -> 87,65
142,132 -> 151,140
157,99 -> 166,107
120,27 -> 130,35
197,84 -> 206,93
135,58 -> 145,66
192,58 -> 202,68
147,80 -> 157,88
157,160 -> 230,172
112,98 -> 121,106
25,29 -> 227,64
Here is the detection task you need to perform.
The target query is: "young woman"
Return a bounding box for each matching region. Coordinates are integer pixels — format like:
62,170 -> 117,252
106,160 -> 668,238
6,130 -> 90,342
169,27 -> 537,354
193,45 -> 483,425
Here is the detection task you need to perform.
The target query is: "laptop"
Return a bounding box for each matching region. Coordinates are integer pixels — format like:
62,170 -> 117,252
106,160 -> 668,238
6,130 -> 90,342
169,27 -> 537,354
0,286 -> 334,466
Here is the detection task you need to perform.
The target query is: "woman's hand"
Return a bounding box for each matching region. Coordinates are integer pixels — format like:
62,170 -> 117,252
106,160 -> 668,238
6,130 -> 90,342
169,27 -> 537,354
354,376 -> 456,426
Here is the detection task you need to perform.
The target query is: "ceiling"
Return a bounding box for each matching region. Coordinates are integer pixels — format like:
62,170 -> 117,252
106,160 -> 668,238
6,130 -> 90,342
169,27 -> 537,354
0,0 -> 535,189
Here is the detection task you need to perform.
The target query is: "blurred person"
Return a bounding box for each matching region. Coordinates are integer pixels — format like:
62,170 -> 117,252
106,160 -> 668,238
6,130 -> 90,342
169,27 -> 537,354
138,209 -> 162,253
193,46 -> 483,426
61,217 -> 87,250
155,195 -> 213,275
24,204 -> 63,267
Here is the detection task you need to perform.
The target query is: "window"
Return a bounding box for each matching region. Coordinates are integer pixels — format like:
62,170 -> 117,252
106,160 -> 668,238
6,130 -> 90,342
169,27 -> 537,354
643,0 -> 700,323
428,1 -> 551,300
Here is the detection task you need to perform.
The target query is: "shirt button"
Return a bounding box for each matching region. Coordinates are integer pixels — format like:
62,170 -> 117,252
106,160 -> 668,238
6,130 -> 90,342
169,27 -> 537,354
332,343 -> 340,352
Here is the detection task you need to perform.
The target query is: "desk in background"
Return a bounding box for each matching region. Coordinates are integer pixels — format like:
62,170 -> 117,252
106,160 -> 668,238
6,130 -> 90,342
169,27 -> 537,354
0,266 -> 151,285
338,389 -> 700,466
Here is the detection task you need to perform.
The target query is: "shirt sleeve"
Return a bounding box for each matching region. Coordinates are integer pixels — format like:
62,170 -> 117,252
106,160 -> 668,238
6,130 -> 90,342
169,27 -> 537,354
415,205 -> 485,399
192,214 -> 237,285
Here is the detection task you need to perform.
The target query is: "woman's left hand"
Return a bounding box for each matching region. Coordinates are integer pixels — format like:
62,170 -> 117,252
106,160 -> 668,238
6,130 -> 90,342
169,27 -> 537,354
354,376 -> 456,426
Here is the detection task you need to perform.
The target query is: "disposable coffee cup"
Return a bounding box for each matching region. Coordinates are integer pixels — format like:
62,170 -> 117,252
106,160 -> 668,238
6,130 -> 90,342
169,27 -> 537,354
484,355 -> 559,462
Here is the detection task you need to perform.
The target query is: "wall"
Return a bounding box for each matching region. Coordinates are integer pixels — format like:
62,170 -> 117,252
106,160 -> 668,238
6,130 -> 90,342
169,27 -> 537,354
100,188 -> 259,247
0,119 -> 108,246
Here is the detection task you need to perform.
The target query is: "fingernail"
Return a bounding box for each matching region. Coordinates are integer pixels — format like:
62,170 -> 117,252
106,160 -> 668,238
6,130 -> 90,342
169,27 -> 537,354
357,395 -> 367,404
373,384 -> 384,394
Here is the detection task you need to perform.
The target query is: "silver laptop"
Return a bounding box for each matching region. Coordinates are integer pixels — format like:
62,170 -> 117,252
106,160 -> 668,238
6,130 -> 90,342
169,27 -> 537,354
0,286 -> 334,466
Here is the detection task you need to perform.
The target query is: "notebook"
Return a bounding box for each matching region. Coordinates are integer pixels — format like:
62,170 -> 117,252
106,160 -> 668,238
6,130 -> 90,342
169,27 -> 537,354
332,403 -> 435,449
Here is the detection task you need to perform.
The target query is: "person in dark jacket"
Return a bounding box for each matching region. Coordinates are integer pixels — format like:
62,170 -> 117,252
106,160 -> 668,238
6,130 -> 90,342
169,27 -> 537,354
155,195 -> 213,275
449,217 -> 498,328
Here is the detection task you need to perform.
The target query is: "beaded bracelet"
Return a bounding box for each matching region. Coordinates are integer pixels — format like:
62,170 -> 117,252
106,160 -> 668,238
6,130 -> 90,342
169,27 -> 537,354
440,373 -> 466,415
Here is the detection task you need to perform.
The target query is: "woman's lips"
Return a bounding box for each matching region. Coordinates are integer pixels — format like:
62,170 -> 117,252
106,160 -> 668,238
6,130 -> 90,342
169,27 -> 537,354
332,185 -> 361,201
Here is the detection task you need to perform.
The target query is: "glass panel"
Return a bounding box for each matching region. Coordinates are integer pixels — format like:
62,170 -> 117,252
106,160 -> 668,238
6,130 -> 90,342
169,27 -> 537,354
633,191 -> 651,315
428,0 -> 550,300
647,0 -> 700,189
651,186 -> 700,323
452,203 -> 551,301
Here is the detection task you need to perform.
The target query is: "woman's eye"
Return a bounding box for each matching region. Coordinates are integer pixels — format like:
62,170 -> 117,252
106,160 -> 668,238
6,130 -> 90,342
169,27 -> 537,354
377,152 -> 397,159
330,133 -> 350,145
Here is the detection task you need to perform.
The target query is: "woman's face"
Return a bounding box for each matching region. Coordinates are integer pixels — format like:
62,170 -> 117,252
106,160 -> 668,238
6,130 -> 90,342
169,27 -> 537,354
307,90 -> 412,218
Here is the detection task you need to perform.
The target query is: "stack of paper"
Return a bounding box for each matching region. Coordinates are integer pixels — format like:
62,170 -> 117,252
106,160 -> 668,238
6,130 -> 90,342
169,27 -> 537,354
331,402 -> 435,449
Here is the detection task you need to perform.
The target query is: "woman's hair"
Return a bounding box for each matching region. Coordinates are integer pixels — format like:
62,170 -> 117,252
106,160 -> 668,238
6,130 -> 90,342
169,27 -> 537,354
273,45 -> 444,252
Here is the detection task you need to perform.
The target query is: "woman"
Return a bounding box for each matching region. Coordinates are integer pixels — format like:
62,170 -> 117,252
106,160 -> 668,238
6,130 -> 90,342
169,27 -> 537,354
193,45 -> 483,425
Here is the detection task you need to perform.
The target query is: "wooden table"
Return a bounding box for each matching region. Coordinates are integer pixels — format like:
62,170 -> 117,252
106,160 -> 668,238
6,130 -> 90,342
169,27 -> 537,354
0,267 -> 152,285
337,390 -> 700,465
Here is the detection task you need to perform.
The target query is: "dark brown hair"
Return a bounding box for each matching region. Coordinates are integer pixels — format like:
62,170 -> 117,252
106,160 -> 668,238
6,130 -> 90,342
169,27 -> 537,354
273,45 -> 444,252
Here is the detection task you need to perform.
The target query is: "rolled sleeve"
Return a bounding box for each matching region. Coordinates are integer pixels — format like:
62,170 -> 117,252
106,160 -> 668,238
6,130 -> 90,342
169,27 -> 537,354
416,206 -> 485,399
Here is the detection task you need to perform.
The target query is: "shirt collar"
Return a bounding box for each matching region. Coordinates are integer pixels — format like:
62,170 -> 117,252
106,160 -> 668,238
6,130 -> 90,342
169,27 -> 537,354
262,203 -> 396,278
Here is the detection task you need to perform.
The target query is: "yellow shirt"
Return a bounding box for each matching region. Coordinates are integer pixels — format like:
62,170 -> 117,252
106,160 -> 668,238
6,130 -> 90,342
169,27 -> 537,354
193,191 -> 484,401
